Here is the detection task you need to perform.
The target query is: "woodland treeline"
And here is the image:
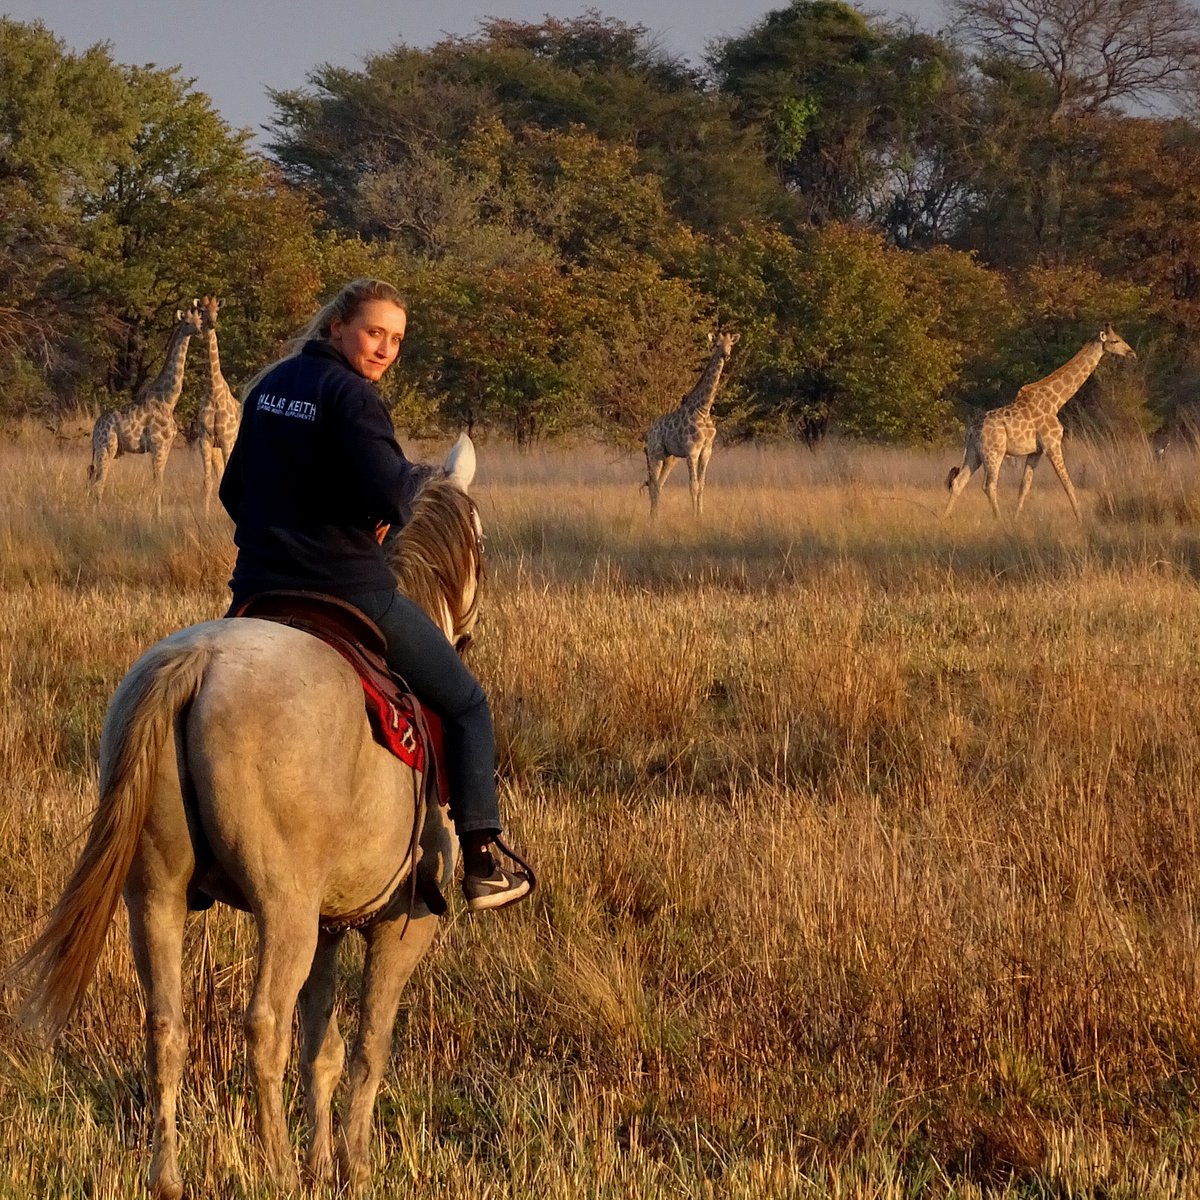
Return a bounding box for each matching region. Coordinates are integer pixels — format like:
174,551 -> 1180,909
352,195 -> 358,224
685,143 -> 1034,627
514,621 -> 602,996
4,1 -> 1200,445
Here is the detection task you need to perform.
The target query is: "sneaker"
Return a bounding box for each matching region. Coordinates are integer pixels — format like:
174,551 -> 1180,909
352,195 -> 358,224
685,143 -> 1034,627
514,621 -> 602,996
462,865 -> 532,913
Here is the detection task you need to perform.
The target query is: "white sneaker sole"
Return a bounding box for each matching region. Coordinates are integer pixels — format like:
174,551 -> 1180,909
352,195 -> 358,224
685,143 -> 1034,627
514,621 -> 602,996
464,878 -> 532,912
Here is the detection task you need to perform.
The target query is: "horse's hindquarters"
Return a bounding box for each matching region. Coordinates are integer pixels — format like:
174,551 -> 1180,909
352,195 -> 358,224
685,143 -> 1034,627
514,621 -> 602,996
181,619 -> 420,920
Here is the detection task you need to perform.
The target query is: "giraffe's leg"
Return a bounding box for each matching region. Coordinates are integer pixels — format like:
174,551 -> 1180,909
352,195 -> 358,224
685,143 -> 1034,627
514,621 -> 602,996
982,453 -> 1003,519
943,463 -> 971,517
200,440 -> 215,515
645,446 -> 660,515
298,929 -> 345,1185
697,442 -> 714,517
151,435 -> 173,516
687,451 -> 702,516
649,455 -> 679,515
1045,444 -> 1082,521
209,446 -> 229,514
1015,450 -> 1042,516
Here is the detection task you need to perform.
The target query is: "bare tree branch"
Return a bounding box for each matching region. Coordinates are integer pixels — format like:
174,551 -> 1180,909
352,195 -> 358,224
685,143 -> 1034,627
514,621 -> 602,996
951,0 -> 1200,116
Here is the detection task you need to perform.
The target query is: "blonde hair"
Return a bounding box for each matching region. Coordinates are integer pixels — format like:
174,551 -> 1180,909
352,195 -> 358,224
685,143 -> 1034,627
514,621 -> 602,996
241,278 -> 408,400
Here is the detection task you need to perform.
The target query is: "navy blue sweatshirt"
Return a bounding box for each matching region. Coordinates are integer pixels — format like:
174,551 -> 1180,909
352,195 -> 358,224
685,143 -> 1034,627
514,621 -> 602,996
220,340 -> 415,601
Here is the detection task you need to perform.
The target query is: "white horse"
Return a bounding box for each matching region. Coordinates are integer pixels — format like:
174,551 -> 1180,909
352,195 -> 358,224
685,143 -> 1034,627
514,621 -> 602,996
14,435 -> 483,1197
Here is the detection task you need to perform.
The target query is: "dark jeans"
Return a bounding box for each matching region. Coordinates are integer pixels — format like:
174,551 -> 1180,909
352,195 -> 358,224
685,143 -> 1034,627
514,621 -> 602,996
231,587 -> 501,840
347,588 -> 502,840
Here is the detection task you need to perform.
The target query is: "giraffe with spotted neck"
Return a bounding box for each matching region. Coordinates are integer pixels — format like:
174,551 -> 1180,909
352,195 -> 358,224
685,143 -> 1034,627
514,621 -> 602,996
89,302 -> 204,513
195,295 -> 240,513
944,325 -> 1137,521
644,330 -> 739,516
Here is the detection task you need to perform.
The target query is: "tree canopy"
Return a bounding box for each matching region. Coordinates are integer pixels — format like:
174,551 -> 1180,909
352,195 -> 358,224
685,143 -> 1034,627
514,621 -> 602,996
5,4 -> 1200,443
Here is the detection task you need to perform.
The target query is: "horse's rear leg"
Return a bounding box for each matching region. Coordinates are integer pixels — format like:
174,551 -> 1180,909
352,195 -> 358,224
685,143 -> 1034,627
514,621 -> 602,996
340,912 -> 441,1192
126,883 -> 188,1200
246,909 -> 319,1187
298,930 -> 346,1185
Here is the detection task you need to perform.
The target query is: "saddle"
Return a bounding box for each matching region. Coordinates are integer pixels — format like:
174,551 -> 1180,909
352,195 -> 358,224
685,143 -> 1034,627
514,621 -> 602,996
228,590 -> 447,808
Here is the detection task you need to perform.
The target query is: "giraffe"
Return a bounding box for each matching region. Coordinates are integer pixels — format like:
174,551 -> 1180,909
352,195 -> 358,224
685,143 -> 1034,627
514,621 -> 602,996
644,330 -> 740,516
89,301 -> 204,513
944,325 -> 1137,522
195,295 -> 240,512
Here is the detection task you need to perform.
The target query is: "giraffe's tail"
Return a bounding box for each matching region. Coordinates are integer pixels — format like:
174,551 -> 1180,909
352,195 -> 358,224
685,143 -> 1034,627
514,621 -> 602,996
946,425 -> 979,490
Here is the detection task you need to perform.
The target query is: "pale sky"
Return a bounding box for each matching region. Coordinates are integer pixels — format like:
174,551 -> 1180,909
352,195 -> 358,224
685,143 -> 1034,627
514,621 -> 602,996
3,0 -> 948,142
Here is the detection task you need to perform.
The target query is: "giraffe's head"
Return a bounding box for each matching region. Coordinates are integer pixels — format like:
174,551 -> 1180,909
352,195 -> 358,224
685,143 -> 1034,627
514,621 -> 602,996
197,295 -> 223,332
1099,325 -> 1136,361
175,300 -> 204,338
713,330 -> 740,359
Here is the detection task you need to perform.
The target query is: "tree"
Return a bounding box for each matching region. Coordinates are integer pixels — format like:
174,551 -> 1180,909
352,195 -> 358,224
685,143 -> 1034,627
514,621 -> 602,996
0,20 -> 138,405
944,0 -> 1200,274
268,15 -> 782,242
0,19 -> 339,420
709,0 -> 979,237
950,0 -> 1200,120
710,1 -> 883,223
1066,116 -> 1200,335
865,28 -> 980,248
71,64 -> 262,401
688,221 -> 1011,442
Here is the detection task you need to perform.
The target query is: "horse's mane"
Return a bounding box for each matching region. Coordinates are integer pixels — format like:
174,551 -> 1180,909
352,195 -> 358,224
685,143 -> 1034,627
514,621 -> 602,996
386,476 -> 483,645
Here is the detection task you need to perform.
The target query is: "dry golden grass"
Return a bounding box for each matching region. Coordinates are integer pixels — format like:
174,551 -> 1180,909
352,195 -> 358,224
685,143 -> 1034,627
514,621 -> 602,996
2,432 -> 1200,1197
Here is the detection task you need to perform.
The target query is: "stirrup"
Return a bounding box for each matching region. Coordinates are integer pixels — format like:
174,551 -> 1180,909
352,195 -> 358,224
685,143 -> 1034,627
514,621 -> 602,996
491,835 -> 537,893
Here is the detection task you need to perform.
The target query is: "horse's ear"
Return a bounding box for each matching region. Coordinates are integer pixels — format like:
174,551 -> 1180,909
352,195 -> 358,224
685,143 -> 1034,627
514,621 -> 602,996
444,432 -> 476,491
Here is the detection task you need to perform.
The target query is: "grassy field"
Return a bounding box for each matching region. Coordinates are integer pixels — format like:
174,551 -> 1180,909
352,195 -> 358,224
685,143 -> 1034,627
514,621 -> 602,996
2,430 -> 1199,1198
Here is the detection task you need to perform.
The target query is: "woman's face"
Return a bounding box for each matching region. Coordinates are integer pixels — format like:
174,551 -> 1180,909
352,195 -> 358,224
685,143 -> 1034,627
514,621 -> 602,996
329,299 -> 407,382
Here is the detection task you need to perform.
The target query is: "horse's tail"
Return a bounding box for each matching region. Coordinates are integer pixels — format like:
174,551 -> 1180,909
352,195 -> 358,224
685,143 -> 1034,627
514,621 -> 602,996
11,642 -> 211,1039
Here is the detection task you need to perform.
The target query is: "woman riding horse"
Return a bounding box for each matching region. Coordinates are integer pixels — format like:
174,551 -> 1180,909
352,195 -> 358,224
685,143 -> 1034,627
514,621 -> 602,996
220,277 -> 533,911
15,432 -> 506,1194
